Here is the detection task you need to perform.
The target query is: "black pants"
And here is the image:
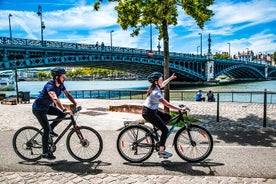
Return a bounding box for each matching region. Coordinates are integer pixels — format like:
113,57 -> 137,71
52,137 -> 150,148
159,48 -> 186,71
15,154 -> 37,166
142,106 -> 171,147
32,106 -> 66,154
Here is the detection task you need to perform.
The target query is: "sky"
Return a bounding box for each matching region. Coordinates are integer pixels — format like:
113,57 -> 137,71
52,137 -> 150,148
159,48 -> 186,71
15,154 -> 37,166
0,0 -> 275,57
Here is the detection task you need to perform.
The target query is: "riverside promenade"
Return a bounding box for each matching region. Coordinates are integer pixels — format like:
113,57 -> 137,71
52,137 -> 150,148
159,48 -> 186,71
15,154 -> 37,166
0,99 -> 275,183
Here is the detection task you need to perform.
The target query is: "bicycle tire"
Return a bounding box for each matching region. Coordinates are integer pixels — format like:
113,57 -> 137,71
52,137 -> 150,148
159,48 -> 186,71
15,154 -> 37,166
12,126 -> 43,162
174,124 -> 213,162
66,126 -> 103,162
117,125 -> 154,163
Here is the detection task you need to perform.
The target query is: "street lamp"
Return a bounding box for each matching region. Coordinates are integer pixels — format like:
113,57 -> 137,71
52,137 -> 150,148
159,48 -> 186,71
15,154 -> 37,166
8,14 -> 12,40
150,24 -> 153,52
110,30 -> 114,50
198,33 -> 202,56
197,46 -> 200,55
14,58 -> 19,103
198,33 -> 203,56
157,41 -> 161,53
227,42 -> 231,58
37,5 -> 46,46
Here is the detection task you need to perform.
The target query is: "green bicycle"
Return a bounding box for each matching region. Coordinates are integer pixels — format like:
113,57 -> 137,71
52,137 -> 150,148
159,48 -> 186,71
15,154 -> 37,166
117,105 -> 213,163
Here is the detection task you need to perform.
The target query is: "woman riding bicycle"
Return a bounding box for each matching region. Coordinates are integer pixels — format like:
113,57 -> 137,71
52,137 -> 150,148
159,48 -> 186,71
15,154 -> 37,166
32,67 -> 77,160
142,72 -> 185,158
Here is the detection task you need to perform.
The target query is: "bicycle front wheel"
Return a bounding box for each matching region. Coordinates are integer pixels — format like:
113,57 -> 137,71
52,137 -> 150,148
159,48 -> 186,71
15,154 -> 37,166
12,126 -> 43,162
174,124 -> 213,162
66,126 -> 103,162
117,125 -> 154,163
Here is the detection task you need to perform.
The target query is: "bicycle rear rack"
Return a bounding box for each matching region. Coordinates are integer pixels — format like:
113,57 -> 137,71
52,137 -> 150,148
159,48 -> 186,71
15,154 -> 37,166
123,121 -> 144,127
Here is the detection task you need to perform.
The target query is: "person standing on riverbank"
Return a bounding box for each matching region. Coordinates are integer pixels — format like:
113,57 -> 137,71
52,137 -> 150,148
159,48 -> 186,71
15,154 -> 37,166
142,72 -> 185,158
32,67 -> 77,160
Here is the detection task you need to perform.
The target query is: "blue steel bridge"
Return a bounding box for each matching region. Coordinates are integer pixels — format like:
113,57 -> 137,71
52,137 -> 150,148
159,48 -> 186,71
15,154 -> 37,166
1,36 -> 276,82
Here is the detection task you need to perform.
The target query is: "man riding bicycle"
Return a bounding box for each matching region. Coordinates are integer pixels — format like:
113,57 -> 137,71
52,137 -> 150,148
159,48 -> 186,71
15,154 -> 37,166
32,67 -> 77,160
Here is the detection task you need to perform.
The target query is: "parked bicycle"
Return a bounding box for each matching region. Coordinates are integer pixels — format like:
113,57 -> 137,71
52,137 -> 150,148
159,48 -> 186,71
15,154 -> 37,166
12,106 -> 103,162
117,105 -> 213,163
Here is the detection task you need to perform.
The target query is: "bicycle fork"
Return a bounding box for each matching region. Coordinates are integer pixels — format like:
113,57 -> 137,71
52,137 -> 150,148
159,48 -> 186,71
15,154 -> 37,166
186,125 -> 196,147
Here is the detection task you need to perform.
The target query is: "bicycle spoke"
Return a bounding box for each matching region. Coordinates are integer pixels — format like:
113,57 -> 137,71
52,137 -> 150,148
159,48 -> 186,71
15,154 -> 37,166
175,125 -> 213,162
67,126 -> 103,162
117,126 -> 154,163
13,127 -> 42,162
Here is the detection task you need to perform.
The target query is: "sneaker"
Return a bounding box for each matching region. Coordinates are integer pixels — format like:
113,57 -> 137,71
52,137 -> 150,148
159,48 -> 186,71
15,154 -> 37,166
50,130 -> 58,137
41,152 -> 56,160
158,150 -> 173,158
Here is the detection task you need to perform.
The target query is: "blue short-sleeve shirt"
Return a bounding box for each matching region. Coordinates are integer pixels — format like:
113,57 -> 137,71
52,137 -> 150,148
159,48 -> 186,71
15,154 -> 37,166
144,87 -> 163,110
32,79 -> 66,111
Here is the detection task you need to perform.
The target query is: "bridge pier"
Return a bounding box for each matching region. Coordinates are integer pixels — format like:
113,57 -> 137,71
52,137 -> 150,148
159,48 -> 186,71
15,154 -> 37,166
205,54 -> 215,82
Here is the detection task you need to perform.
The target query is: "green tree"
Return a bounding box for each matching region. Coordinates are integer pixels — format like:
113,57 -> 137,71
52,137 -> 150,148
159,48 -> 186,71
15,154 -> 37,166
37,71 -> 48,81
94,0 -> 214,112
214,52 -> 230,59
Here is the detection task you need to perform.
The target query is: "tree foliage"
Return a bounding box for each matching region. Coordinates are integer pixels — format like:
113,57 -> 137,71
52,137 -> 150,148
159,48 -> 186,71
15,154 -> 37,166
214,52 -> 230,59
94,0 -> 214,112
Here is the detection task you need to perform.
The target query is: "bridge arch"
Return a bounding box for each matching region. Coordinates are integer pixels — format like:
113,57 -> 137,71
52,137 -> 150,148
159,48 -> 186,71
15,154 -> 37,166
215,64 -> 265,79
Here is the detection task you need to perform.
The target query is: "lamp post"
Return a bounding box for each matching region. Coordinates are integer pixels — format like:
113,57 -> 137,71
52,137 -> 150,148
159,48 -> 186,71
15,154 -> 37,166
150,24 -> 153,52
157,41 -> 161,54
198,33 -> 202,56
110,30 -> 114,50
8,14 -> 12,40
37,5 -> 46,46
197,46 -> 200,55
227,42 -> 231,58
14,58 -> 19,103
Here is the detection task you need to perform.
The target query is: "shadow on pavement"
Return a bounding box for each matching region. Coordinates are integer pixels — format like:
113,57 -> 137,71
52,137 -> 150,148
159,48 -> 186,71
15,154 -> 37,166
213,130 -> 276,147
124,160 -> 224,176
19,160 -> 111,175
194,114 -> 276,147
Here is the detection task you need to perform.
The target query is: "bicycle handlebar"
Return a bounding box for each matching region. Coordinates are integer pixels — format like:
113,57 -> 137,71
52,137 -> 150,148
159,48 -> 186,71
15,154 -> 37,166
71,106 -> 82,114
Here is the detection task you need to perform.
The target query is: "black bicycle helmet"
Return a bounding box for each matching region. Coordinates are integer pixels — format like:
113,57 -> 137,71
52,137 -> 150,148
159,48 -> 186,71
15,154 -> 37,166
51,67 -> 66,77
147,72 -> 163,83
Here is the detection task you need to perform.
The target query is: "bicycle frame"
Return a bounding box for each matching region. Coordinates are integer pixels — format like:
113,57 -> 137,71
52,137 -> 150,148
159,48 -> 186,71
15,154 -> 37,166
44,110 -> 82,148
133,110 -> 187,149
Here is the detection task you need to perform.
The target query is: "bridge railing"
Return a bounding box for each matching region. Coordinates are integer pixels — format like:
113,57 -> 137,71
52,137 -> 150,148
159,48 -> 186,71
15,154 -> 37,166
0,36 -> 207,59
1,36 -> 275,71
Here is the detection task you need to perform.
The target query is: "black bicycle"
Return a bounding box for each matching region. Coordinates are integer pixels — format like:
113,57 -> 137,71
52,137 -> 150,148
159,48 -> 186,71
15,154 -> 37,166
117,105 -> 213,163
12,106 -> 103,162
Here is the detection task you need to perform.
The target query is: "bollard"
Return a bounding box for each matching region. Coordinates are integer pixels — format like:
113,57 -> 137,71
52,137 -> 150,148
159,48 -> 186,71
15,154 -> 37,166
216,93 -> 220,122
263,89 -> 267,127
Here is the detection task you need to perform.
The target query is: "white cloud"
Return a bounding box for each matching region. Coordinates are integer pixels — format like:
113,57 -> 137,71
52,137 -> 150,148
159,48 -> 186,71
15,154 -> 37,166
210,0 -> 276,32
0,0 -> 275,55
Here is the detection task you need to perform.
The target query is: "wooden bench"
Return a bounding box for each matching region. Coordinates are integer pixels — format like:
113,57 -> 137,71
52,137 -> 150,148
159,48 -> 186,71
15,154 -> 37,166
1,98 -> 18,105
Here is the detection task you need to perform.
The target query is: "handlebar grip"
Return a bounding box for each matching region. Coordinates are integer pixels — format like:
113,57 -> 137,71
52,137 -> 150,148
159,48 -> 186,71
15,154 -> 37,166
72,106 -> 82,113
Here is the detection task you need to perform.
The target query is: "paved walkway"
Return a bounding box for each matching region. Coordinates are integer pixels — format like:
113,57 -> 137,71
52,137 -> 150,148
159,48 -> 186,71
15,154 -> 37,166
0,99 -> 275,183
1,172 -> 274,184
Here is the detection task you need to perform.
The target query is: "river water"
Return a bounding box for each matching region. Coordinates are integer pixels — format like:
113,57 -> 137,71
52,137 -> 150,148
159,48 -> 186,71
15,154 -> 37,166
1,80 -> 276,103
3,80 -> 276,96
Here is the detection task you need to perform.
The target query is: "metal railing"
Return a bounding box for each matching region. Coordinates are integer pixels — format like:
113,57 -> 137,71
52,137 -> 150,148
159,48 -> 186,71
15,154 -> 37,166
59,89 -> 275,128
61,89 -> 276,104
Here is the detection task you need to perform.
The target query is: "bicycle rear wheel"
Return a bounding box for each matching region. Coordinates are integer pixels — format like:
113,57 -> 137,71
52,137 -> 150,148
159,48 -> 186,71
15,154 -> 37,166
174,124 -> 213,162
66,126 -> 103,162
12,126 -> 43,162
117,125 -> 154,163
